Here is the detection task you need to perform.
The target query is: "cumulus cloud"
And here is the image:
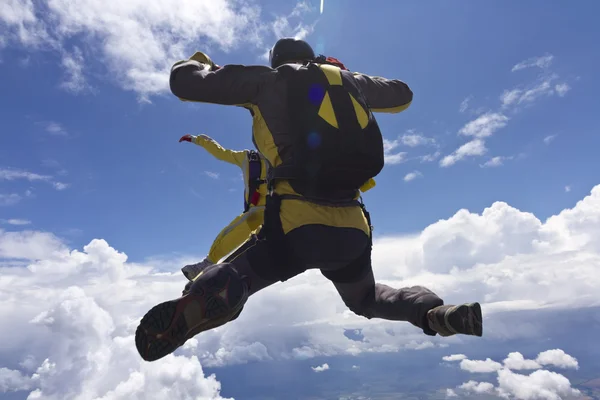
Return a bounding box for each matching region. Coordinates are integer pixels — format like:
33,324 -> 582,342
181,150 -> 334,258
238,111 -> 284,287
443,354 -> 467,362
447,349 -> 582,400
383,137 -> 408,165
503,352 -> 542,371
312,363 -> 330,372
459,113 -> 509,139
460,358 -> 503,373
536,349 -> 579,370
403,171 -> 422,182
400,132 -> 436,147
2,182 -> 600,398
0,0 -> 316,100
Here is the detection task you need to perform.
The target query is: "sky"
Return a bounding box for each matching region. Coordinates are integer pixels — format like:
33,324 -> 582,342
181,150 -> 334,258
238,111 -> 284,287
1,0 -> 600,399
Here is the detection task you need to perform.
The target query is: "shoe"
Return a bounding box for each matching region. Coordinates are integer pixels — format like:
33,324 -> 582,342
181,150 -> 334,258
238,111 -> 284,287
427,302 -> 482,337
136,265 -> 249,362
181,258 -> 214,281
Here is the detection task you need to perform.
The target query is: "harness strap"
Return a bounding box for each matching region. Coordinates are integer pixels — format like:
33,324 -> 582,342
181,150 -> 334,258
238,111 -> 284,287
245,150 -> 265,212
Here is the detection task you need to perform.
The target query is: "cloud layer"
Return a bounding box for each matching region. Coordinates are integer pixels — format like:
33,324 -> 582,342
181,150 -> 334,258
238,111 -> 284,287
2,183 -> 600,398
443,349 -> 582,399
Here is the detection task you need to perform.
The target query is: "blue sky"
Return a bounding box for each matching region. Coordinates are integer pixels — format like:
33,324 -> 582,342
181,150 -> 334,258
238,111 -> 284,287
1,0 -> 599,261
1,1 -> 600,399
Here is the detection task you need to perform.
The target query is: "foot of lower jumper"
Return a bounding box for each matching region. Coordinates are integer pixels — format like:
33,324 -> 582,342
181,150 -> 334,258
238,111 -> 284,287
135,263 -> 249,362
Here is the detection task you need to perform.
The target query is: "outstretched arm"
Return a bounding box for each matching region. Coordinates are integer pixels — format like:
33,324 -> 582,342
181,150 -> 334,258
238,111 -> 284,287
352,72 -> 413,113
170,51 -> 273,106
180,134 -> 246,166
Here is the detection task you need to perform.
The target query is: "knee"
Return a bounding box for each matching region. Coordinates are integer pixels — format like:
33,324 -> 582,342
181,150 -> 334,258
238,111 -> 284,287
342,287 -> 376,319
189,263 -> 249,307
405,286 -> 444,310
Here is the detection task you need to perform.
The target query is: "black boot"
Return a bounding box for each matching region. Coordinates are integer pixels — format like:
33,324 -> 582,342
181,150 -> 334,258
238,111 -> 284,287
427,303 -> 483,337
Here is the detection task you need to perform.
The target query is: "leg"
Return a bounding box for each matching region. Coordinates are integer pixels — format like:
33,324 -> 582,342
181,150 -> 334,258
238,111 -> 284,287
136,233 -> 279,362
181,207 -> 265,281
326,240 -> 482,337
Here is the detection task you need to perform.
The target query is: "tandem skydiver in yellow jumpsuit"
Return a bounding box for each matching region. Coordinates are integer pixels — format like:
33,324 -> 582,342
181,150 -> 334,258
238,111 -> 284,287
179,133 -> 378,281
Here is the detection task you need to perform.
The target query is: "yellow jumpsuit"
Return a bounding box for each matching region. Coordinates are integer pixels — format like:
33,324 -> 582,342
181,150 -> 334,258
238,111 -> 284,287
192,134 -> 376,264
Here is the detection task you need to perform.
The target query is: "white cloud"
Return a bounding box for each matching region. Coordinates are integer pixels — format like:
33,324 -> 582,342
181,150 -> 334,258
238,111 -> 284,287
501,88 -> 523,108
383,138 -> 399,153
0,0 -> 315,100
459,96 -> 472,113
459,113 -> 509,139
536,349 -> 579,370
0,193 -> 22,206
480,156 -> 514,168
60,47 -> 90,94
0,168 -> 69,191
555,83 -> 571,97
0,367 -> 34,392
447,349 -> 582,400
204,171 -> 220,180
351,365 -> 360,370
460,358 -> 503,373
420,151 -> 441,163
1,219 -> 32,225
401,132 -> 436,147
502,75 -> 569,110
271,1 -> 315,43
311,363 -> 329,372
496,368 -> 581,400
440,139 -> 487,167
512,54 -> 554,72
443,354 -> 467,362
52,182 -> 70,191
44,121 -> 67,136
445,388 -> 458,397
404,340 -> 434,350
0,229 -> 68,260
384,152 -> 407,165
565,185 -> 571,193
503,352 -> 542,371
0,168 -> 53,182
543,134 -> 557,145
459,380 -> 495,394
403,171 -> 422,182
2,182 -> 600,398
0,0 -> 53,47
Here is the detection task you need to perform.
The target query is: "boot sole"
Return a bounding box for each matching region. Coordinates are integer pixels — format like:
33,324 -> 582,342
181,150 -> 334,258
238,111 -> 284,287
461,302 -> 483,337
135,283 -> 242,362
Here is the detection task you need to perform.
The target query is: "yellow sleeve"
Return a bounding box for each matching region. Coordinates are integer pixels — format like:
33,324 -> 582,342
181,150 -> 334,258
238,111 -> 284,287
193,135 -> 246,166
359,178 -> 376,193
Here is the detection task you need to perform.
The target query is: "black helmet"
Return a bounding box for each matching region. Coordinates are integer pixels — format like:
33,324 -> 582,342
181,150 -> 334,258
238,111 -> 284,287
269,38 -> 315,68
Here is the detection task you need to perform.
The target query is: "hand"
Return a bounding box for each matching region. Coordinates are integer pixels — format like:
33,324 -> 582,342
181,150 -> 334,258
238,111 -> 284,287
179,134 -> 194,143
